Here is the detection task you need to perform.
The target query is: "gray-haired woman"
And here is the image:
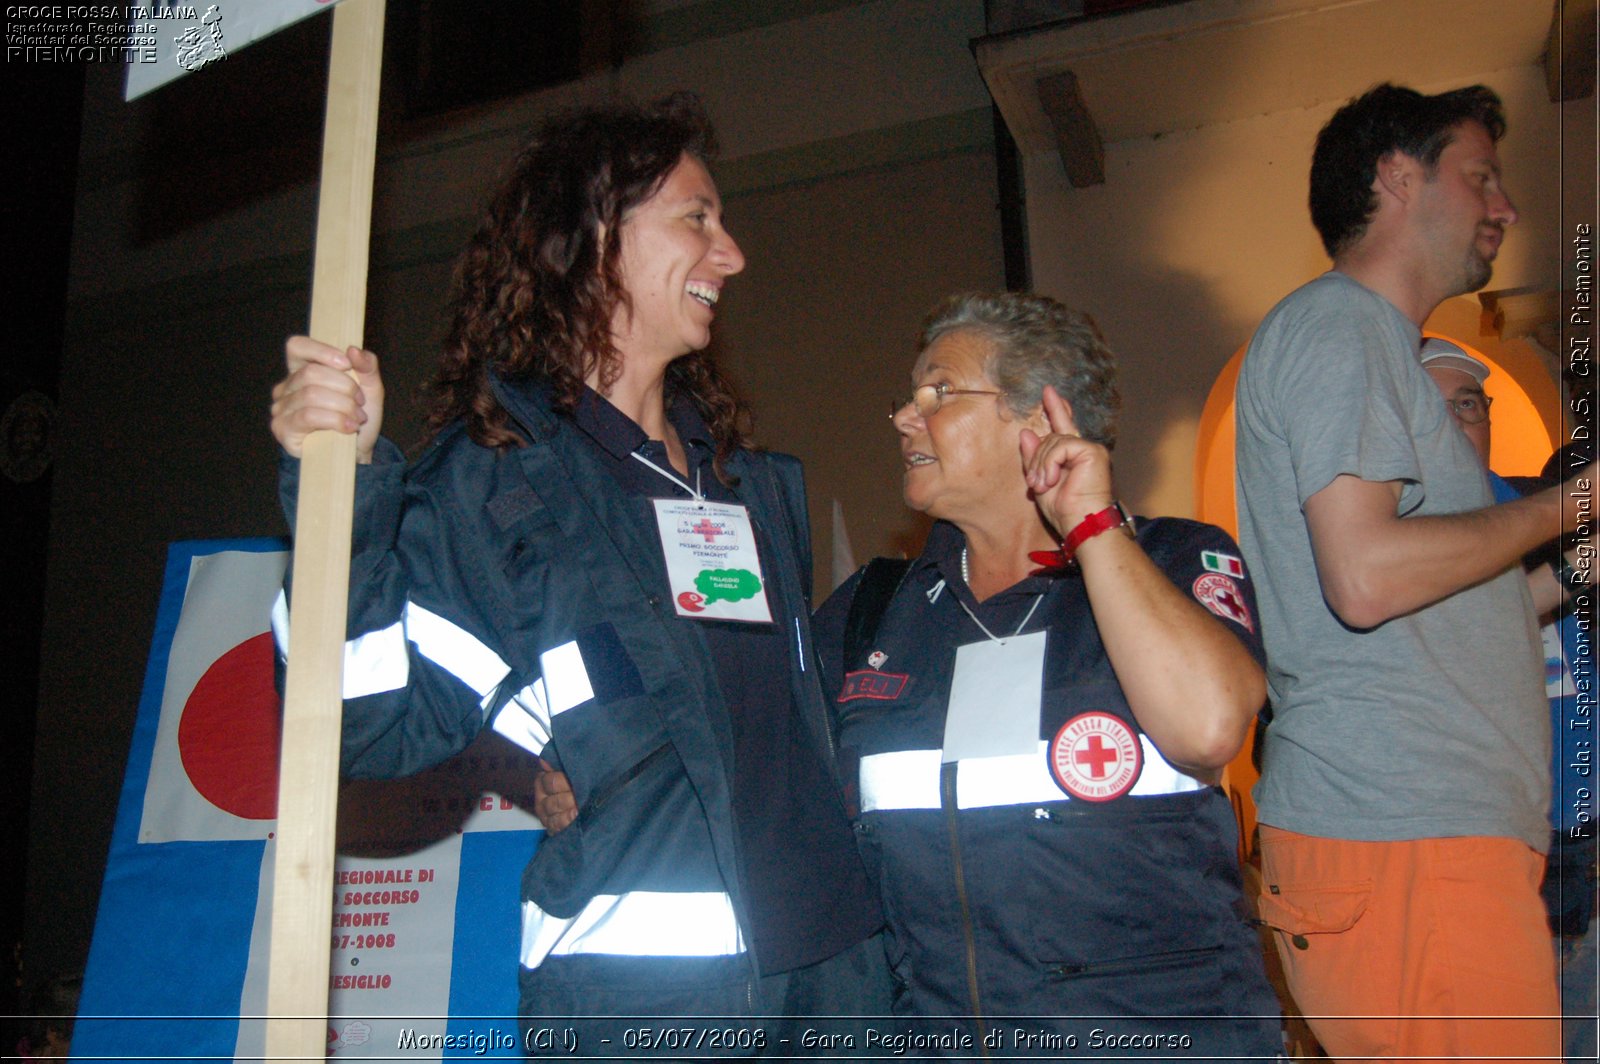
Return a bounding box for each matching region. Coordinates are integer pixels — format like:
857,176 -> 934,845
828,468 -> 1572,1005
812,291 -> 1283,1058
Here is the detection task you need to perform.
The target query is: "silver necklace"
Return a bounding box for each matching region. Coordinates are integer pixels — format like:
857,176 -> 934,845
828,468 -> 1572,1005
958,547 -> 1044,644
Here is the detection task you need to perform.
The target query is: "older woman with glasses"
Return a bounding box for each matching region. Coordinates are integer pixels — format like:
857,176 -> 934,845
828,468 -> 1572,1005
811,291 -> 1283,1057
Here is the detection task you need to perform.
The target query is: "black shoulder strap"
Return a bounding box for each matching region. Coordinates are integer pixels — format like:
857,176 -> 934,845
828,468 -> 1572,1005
843,557 -> 913,668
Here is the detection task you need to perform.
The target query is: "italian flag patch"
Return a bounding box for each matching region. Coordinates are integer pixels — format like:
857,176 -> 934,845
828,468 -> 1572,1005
1200,550 -> 1245,578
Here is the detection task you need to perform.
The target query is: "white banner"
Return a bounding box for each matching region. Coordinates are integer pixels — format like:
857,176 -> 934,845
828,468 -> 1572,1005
140,548 -> 287,843
125,0 -> 346,101
235,837 -> 466,1058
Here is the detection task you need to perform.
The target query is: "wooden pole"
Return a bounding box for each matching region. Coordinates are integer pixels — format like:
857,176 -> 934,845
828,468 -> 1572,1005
265,0 -> 385,1057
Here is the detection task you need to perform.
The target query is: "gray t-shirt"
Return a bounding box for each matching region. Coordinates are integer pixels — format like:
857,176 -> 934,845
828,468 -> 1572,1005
1235,272 -> 1548,850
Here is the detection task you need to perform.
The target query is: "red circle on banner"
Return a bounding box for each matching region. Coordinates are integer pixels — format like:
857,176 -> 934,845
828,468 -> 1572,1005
177,631 -> 281,820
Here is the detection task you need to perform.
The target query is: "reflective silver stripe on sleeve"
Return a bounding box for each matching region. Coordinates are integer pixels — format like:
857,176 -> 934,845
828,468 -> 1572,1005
491,682 -> 551,756
859,738 -> 1207,812
272,591 -> 513,702
519,891 -> 745,969
271,589 -> 414,698
538,640 -> 593,716
339,622 -> 411,699
491,639 -> 592,756
270,590 -> 290,656
403,601 -> 511,696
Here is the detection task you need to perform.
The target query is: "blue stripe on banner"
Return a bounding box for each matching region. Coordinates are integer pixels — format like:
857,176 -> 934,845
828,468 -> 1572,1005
75,538 -> 288,1059
73,840 -> 267,1056
446,830 -> 540,1051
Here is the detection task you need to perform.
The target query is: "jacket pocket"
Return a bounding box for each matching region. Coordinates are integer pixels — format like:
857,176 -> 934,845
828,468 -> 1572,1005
528,737 -> 696,919
1255,876 -> 1371,942
574,741 -> 674,830
1042,942 -> 1233,1020
1047,943 -> 1224,981
1023,793 -> 1233,966
852,818 -> 915,984
550,681 -> 662,813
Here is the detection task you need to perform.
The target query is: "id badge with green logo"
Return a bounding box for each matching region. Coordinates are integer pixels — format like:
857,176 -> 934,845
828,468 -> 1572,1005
651,499 -> 773,623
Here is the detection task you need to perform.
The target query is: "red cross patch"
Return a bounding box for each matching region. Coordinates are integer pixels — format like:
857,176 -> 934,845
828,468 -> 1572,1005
1192,573 -> 1253,632
1049,712 -> 1142,801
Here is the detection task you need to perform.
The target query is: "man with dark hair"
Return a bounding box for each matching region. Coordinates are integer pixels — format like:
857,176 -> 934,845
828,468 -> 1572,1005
1236,82 -> 1593,1060
1308,84 -> 1506,259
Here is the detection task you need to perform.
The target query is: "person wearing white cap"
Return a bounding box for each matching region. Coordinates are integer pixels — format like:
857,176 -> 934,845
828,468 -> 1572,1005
1419,337 -> 1493,464
1420,336 -> 1598,1064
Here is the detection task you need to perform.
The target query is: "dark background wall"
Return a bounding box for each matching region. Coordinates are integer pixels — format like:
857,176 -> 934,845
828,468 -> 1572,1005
5,61 -> 83,1025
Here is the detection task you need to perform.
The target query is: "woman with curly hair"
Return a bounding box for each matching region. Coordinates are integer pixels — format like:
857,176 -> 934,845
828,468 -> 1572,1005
270,92 -> 884,1054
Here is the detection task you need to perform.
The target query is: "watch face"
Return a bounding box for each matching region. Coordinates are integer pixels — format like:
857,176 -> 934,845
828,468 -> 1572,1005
1551,555 -> 1589,593
1,390 -> 55,484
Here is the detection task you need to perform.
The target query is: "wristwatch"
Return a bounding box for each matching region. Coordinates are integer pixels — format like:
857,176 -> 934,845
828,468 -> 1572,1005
1063,502 -> 1132,559
1026,503 -> 1133,574
1550,556 -> 1590,595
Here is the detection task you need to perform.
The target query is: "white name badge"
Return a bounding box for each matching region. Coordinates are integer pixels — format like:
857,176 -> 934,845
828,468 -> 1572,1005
651,499 -> 774,623
942,630 -> 1046,762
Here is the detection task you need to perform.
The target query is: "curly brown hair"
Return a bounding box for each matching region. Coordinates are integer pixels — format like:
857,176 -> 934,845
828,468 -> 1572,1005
423,92 -> 751,470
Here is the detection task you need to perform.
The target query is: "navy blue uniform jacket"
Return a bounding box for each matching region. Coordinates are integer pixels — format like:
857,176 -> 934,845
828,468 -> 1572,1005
278,372 -> 860,991
815,518 -> 1283,1057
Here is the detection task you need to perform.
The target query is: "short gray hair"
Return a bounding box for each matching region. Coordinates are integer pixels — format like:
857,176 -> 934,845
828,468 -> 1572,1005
918,292 -> 1120,448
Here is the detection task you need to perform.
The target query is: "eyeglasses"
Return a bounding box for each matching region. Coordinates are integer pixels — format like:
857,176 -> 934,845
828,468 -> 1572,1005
1444,393 -> 1493,425
890,382 -> 1004,419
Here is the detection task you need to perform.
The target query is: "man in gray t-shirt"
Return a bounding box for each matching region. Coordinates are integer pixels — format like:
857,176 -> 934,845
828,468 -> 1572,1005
1235,83 -> 1592,1062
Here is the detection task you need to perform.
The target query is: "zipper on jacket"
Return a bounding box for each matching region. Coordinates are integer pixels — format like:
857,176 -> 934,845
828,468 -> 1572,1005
791,615 -> 838,761
574,742 -> 674,829
941,763 -> 990,1059
1031,804 -> 1096,823
1047,943 -> 1224,981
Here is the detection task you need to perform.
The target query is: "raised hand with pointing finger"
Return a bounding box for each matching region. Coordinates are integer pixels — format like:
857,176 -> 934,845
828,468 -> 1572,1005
1018,384 -> 1115,542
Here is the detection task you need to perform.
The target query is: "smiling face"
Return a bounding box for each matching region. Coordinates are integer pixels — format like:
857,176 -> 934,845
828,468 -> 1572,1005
1413,121 -> 1518,298
893,329 -> 1046,528
611,153 -> 745,368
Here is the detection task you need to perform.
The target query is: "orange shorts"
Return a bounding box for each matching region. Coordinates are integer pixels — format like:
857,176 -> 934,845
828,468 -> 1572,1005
1257,826 -> 1559,1063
